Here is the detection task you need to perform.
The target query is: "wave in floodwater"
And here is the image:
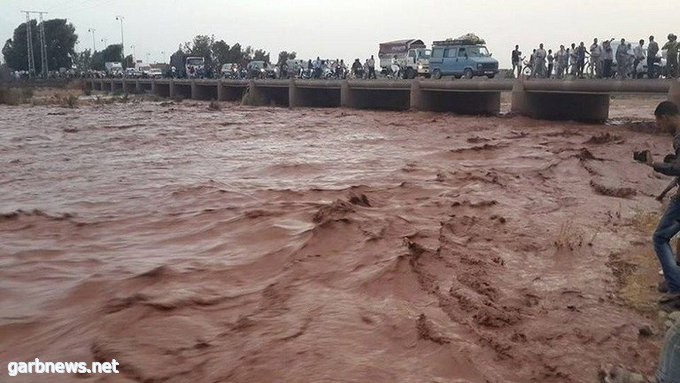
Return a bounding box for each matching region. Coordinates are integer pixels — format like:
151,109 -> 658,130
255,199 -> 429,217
0,98 -> 669,382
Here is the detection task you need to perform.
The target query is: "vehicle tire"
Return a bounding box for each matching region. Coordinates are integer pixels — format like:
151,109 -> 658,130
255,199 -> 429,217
432,69 -> 442,79
463,68 -> 473,79
406,68 -> 416,79
487,74 -> 495,79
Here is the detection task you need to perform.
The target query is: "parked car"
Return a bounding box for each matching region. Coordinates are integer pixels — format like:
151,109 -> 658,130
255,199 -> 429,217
221,63 -> 240,79
147,67 -> 163,79
246,61 -> 276,79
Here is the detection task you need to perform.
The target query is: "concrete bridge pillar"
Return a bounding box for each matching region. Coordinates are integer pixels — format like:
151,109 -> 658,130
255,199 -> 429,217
411,80 -> 500,115
511,80 -> 609,123
409,80 -> 423,110
289,79 -> 298,108
340,81 -> 352,108
135,81 -> 143,93
169,80 -> 175,99
217,80 -> 224,101
670,81 -> 680,107
510,81 -> 529,115
191,81 -> 198,99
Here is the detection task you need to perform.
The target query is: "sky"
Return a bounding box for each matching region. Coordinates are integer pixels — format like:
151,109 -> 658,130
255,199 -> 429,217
2,0 -> 679,68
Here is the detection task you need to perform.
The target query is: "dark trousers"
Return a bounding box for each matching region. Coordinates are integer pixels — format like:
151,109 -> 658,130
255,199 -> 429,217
603,59 -> 613,78
670,58 -> 679,78
368,67 -> 376,79
577,60 -> 585,77
648,56 -> 656,78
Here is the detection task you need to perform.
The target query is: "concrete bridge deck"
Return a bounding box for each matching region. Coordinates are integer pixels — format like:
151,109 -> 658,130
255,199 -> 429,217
88,78 -> 680,123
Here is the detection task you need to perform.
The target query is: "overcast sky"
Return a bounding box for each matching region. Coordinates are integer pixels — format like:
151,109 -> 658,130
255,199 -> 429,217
2,0 -> 679,68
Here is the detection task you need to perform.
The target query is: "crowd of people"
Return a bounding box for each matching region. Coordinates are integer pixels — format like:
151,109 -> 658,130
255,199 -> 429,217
5,54 -> 410,82
511,33 -> 680,80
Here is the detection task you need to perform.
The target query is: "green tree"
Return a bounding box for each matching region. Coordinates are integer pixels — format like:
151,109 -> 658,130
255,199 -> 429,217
253,49 -> 270,64
90,44 -> 123,70
227,43 -> 241,64
277,51 -> 297,66
124,55 -> 134,68
73,49 -> 92,71
169,47 -> 185,74
2,18 -> 77,72
183,34 -> 215,69
212,39 -> 230,65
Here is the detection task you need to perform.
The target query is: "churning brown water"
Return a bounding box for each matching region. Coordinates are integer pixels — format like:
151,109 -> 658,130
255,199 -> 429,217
0,96 -> 672,382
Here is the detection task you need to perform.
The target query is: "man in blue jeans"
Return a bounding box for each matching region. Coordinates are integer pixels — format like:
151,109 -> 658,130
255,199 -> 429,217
643,101 -> 680,300
635,101 -> 680,383
657,321 -> 680,383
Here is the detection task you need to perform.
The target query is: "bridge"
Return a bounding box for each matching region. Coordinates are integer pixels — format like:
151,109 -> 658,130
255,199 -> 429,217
87,78 -> 680,123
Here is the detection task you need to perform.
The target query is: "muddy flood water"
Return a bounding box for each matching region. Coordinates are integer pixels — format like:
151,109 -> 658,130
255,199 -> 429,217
0,95 -> 675,382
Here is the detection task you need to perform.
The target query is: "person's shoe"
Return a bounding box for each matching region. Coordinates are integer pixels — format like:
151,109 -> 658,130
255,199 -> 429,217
658,280 -> 670,293
659,293 -> 680,312
658,292 -> 680,303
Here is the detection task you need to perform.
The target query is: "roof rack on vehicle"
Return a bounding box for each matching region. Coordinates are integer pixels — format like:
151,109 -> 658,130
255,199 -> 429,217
433,39 -> 486,46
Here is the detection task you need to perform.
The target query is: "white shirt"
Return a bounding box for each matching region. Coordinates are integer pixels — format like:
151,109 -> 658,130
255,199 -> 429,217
590,43 -> 602,57
634,45 -> 646,60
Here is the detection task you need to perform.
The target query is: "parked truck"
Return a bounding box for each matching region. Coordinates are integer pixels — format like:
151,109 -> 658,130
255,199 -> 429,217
104,62 -> 123,77
185,56 -> 206,78
378,39 -> 431,79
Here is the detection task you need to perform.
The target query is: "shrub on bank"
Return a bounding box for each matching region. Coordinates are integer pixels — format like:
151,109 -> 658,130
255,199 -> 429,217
0,87 -> 33,105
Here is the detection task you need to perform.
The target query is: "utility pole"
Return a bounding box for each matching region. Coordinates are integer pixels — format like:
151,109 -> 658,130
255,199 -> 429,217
21,10 -> 48,78
20,11 -> 35,78
115,16 -> 125,65
88,28 -> 96,52
37,12 -> 48,77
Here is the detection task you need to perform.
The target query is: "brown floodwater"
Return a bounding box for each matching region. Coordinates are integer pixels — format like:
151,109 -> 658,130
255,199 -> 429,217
0,95 -> 674,382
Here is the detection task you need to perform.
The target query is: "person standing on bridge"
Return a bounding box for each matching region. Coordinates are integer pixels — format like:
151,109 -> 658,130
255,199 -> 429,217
313,57 -> 322,79
568,43 -> 578,76
590,38 -> 603,78
634,39 -> 646,78
648,36 -> 660,79
555,45 -> 567,79
533,44 -> 546,78
546,50 -> 554,78
663,34 -> 679,79
602,40 -> 614,78
367,55 -> 376,79
576,42 -> 588,78
511,45 -> 522,78
615,39 -> 628,79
